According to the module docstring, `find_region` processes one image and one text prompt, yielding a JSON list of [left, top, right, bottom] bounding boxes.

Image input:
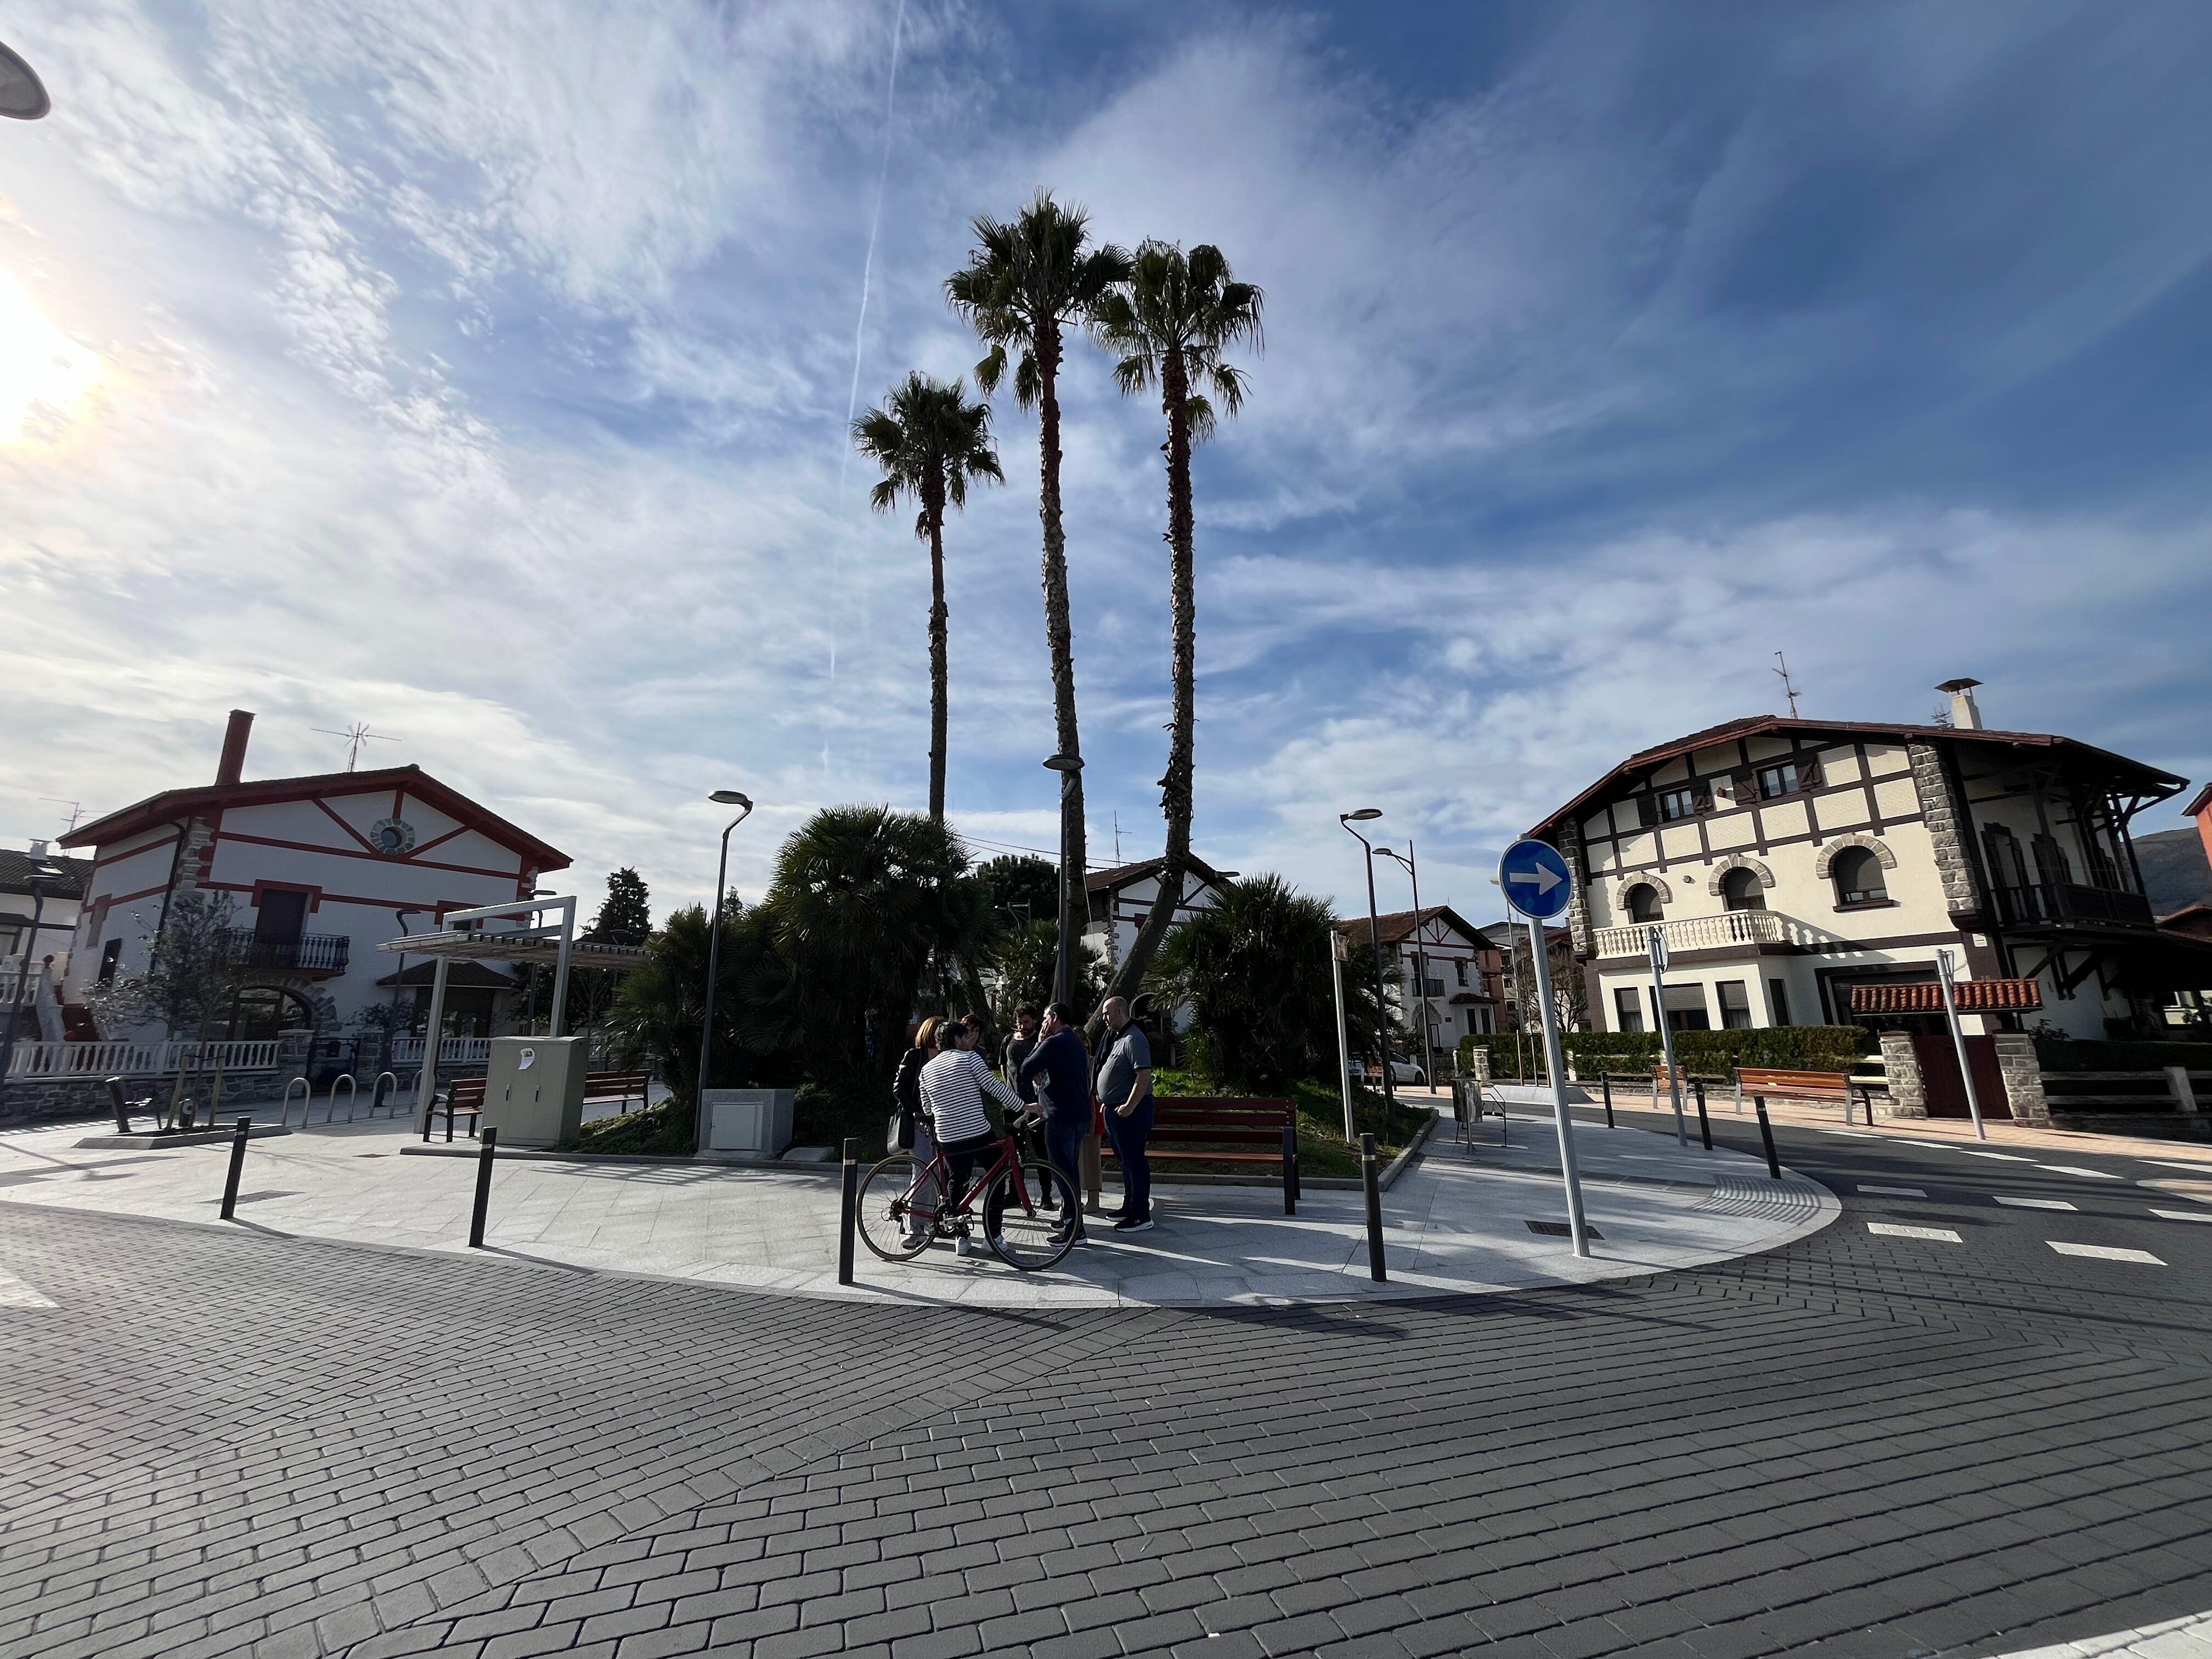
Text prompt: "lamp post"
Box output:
[[1339, 810, 1397, 1115], [1375, 842, 1436, 1096], [692, 790, 755, 1155], [0, 863, 64, 1093], [1044, 754, 1084, 1009], [0, 41, 51, 120]]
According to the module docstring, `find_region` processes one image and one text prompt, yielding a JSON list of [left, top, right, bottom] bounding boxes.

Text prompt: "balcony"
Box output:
[[223, 929, 352, 975], [1593, 909, 1790, 960], [1990, 882, 2154, 932]]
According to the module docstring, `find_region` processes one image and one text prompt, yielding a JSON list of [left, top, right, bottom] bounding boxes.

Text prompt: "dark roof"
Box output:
[[2187, 783, 2212, 820], [60, 763, 572, 873], [1336, 905, 1488, 949], [1085, 854, 1232, 894], [1529, 714, 2188, 838], [0, 849, 92, 901], [373, 962, 524, 990]]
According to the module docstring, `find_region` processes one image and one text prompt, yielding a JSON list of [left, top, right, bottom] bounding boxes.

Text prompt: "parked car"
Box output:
[[1350, 1054, 1428, 1086]]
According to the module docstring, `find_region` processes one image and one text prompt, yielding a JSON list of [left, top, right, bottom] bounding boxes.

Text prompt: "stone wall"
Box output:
[[1908, 742, 1980, 915], [1877, 1031, 1928, 1118], [1993, 1034, 2049, 1125]]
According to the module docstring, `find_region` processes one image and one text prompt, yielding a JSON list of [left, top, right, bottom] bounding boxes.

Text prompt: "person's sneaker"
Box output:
[[953, 1234, 977, 1257], [1112, 1216, 1153, 1233], [1047, 1223, 1084, 1245]]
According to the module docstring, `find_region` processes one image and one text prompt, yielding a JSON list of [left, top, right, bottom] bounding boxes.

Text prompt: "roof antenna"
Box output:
[[314, 723, 400, 772], [1114, 810, 1121, 863], [1773, 652, 1801, 719], [40, 798, 83, 834]]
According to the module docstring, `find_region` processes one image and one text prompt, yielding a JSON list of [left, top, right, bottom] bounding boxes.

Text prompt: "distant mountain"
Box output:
[[2139, 827, 2212, 917]]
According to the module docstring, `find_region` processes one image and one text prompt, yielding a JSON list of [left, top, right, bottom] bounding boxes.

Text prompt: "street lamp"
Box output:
[[1375, 842, 1436, 1096], [1043, 754, 1084, 1008], [693, 789, 755, 1155], [1339, 810, 1397, 1115], [0, 862, 65, 1093], [0, 41, 50, 121]]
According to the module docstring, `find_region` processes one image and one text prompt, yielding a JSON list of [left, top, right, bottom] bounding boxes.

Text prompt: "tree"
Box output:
[[945, 193, 1128, 962], [589, 868, 651, 944], [1090, 241, 1262, 1002], [84, 890, 249, 1043], [977, 854, 1059, 928], [606, 900, 788, 1125], [851, 373, 1004, 821], [1148, 874, 1384, 1093]]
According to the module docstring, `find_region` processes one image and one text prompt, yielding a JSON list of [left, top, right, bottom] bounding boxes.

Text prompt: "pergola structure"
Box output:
[[376, 896, 647, 1103]]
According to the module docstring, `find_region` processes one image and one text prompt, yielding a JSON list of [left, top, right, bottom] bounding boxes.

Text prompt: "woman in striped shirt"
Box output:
[[919, 1019, 1029, 1256]]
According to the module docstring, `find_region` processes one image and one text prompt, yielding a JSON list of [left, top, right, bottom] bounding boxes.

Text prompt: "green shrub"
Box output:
[[1459, 1025, 1874, 1080], [572, 1099, 693, 1156]]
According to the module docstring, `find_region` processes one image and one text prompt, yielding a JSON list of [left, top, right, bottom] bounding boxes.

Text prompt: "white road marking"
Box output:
[[1993, 1196, 2075, 1211], [1819, 1130, 1880, 1138], [1857, 1184, 1927, 1197], [1956, 1150, 2033, 1161], [0, 1269, 57, 1308], [2142, 1160, 2212, 1174], [1894, 1139, 1955, 1148], [2151, 1209, 2212, 1223], [2036, 1165, 2121, 1180], [1869, 1222, 1961, 1242], [2048, 1241, 2164, 1265]]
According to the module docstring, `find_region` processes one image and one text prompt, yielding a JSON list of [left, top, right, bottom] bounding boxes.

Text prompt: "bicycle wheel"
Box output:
[[856, 1154, 940, 1262], [985, 1160, 1077, 1271]]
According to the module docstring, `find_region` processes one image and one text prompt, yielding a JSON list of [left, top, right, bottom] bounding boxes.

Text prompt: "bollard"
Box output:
[[218, 1115, 251, 1220], [1361, 1132, 1386, 1283], [1753, 1098, 1780, 1180], [1601, 1072, 1615, 1129], [1694, 1079, 1712, 1151], [1282, 1122, 1297, 1216], [107, 1076, 134, 1135], [468, 1127, 498, 1248], [837, 1137, 859, 1286]]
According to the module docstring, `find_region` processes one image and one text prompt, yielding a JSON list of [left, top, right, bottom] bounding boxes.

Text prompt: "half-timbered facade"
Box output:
[[1527, 683, 2205, 1040], [1085, 855, 1231, 975], [1338, 906, 1502, 1048]]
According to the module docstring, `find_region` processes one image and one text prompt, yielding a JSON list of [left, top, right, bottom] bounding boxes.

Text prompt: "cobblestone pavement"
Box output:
[[3, 1113, 2209, 1659]]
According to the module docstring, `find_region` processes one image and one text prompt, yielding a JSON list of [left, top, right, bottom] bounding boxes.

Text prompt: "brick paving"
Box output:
[[3, 1115, 2210, 1659]]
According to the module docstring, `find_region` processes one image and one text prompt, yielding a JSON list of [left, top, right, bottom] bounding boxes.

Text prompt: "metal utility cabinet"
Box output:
[[482, 1036, 587, 1148]]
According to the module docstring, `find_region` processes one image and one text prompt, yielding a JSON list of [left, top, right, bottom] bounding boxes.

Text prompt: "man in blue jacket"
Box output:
[[1018, 1001, 1092, 1244]]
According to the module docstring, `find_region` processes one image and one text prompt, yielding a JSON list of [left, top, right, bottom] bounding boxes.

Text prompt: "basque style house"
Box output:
[[1339, 906, 1502, 1049], [57, 710, 571, 1051], [1527, 681, 2211, 1041], [1, 842, 92, 1043], [1085, 855, 1230, 977]]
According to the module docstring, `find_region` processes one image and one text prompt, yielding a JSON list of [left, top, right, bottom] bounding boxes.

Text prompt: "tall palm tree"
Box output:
[[851, 372, 1003, 822], [1090, 240, 1262, 1000], [945, 193, 1128, 988]]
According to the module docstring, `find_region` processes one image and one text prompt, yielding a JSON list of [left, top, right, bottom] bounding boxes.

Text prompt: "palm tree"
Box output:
[[945, 193, 1128, 980], [851, 373, 1003, 822], [1090, 240, 1262, 1000]]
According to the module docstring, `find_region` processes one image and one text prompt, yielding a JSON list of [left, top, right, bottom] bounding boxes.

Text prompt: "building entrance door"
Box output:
[[1911, 1033, 2011, 1120]]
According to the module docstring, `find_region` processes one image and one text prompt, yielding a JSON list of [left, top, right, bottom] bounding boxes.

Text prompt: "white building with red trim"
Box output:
[[58, 710, 571, 1046]]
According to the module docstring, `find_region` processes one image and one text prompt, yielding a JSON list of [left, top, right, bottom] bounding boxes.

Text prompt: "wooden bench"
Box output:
[[585, 1070, 652, 1115], [1735, 1066, 1880, 1125], [424, 1076, 484, 1142], [1101, 1097, 1301, 1215]]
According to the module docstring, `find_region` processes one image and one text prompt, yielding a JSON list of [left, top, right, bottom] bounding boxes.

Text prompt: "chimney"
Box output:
[[216, 709, 255, 785], [1936, 678, 1985, 731], [27, 839, 47, 858]]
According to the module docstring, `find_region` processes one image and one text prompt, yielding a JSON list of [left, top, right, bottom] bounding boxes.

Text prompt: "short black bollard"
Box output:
[[218, 1115, 251, 1220], [1601, 1071, 1615, 1129], [108, 1076, 134, 1135], [1282, 1122, 1297, 1216], [1694, 1079, 1712, 1151], [1360, 1132, 1386, 1283], [837, 1137, 859, 1286], [467, 1127, 498, 1248], [1753, 1098, 1781, 1179]]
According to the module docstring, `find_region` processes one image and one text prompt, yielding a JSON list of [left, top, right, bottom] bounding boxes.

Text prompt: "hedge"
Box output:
[[1459, 1025, 1875, 1080], [2035, 1037, 2212, 1074]]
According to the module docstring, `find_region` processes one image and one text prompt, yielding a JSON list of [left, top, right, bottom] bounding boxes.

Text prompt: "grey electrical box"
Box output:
[[703, 1088, 795, 1156], [482, 1036, 587, 1148]]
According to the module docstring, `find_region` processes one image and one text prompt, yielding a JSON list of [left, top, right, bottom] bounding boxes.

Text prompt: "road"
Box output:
[[2, 1109, 2209, 1659]]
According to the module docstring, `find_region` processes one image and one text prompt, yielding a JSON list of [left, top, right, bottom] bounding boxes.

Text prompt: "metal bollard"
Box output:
[[1753, 1099, 1780, 1179], [1361, 1132, 1386, 1283], [1694, 1079, 1712, 1151], [468, 1127, 498, 1248], [1282, 1123, 1297, 1216], [107, 1076, 134, 1135], [837, 1138, 859, 1286], [218, 1116, 251, 1220], [1601, 1071, 1615, 1128]]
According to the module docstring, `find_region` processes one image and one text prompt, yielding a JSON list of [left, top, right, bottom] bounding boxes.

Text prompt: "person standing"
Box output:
[[1002, 1003, 1041, 1101], [1094, 996, 1155, 1233], [920, 1018, 1028, 1257], [1018, 1001, 1092, 1245]]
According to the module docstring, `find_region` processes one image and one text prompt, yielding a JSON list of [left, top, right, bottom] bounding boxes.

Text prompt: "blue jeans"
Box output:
[[1041, 1118, 1086, 1229], [1104, 1097, 1154, 1221]]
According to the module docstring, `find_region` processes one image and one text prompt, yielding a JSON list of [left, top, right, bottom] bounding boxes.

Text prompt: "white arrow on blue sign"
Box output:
[[1498, 838, 1574, 921]]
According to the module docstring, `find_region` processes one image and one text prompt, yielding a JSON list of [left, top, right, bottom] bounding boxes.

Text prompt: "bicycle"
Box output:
[[855, 1121, 1077, 1271]]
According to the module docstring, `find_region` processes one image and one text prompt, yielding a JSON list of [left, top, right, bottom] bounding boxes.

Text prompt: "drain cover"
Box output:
[[1525, 1219, 1602, 1239]]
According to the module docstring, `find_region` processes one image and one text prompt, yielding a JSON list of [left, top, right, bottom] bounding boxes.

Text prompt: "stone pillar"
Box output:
[[1878, 1031, 1927, 1119], [1994, 1034, 2049, 1126], [1908, 743, 1980, 915]]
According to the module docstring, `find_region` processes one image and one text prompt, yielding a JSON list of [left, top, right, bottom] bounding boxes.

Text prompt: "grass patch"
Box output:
[[570, 1099, 693, 1156]]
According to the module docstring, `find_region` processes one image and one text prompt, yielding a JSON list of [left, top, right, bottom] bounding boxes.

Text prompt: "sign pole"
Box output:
[[1499, 837, 1590, 1260], [1331, 932, 1356, 1143], [1647, 926, 1688, 1147], [1936, 949, 1988, 1142]]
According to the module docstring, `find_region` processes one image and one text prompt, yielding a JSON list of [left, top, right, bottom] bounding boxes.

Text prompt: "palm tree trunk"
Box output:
[[1109, 347, 1196, 1002], [1035, 324, 1089, 984], [926, 482, 950, 823]]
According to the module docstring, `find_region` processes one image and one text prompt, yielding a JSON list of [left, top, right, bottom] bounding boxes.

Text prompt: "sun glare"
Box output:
[[0, 265, 101, 443]]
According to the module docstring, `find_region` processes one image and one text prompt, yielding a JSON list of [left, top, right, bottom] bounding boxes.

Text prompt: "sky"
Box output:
[[3, 1, 2210, 935]]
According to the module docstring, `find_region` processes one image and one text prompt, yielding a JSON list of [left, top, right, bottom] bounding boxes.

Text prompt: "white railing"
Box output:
[[1592, 910, 1789, 958], [5, 1039, 284, 1079], [388, 1036, 494, 1067]]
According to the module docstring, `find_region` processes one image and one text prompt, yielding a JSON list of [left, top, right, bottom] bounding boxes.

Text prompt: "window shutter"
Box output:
[[1636, 793, 1659, 828], [1798, 757, 1822, 789]]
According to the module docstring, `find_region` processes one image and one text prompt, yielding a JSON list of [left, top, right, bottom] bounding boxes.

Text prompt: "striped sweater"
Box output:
[[918, 1049, 1024, 1145]]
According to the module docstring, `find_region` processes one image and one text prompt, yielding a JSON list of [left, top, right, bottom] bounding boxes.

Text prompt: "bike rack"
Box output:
[[369, 1071, 399, 1119], [331, 1074, 359, 1124], [279, 1076, 311, 1130]]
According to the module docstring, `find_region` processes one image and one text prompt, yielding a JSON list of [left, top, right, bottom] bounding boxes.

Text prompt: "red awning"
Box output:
[[1848, 978, 2043, 1014]]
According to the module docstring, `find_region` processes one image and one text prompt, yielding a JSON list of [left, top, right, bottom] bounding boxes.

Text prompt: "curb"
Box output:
[[75, 1125, 292, 1150]]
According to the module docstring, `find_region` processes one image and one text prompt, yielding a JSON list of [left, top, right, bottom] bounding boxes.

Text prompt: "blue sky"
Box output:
[[3, 2, 2209, 930]]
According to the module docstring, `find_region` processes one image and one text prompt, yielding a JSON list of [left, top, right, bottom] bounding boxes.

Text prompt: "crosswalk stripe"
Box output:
[[0, 1269, 57, 1309], [1993, 1196, 2075, 1210], [2150, 1209, 2212, 1223], [1857, 1184, 1926, 1197], [2049, 1241, 2163, 1265], [1869, 1222, 1961, 1243], [2036, 1165, 2121, 1180], [1956, 1150, 2032, 1161]]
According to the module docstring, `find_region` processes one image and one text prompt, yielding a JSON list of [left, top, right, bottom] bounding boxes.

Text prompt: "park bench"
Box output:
[[585, 1070, 653, 1115], [424, 1076, 485, 1142], [1735, 1066, 1880, 1125], [1102, 1096, 1301, 1215]]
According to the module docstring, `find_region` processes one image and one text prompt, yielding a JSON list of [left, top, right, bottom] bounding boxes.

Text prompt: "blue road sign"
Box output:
[[1498, 838, 1574, 921]]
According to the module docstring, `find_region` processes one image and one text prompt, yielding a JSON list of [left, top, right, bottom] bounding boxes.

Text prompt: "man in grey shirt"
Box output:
[[1093, 996, 1155, 1232]]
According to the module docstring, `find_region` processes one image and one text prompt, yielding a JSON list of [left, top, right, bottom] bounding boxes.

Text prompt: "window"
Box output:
[[1832, 846, 1889, 906], [1717, 980, 1753, 1030], [1614, 986, 1645, 1034], [1658, 787, 1699, 821], [1768, 978, 1792, 1026], [1757, 761, 1800, 799], [0, 925, 20, 958], [1721, 868, 1767, 912], [1626, 884, 1663, 923], [1663, 984, 1711, 1031], [1424, 977, 1444, 997], [98, 938, 123, 985], [1454, 959, 1468, 989]]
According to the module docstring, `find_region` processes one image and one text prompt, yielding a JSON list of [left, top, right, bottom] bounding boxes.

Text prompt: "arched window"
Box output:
[[1721, 868, 1767, 912], [1833, 847, 1889, 906], [1626, 883, 1663, 923]]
